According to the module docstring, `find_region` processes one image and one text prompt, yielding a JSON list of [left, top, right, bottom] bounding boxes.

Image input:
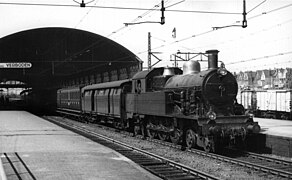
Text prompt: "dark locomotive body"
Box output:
[[57, 50, 260, 153]]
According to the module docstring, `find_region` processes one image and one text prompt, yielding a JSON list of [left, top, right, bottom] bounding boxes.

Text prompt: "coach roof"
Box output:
[[82, 79, 131, 92], [132, 67, 182, 80]]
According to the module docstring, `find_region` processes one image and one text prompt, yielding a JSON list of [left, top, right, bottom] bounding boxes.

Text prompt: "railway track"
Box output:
[[141, 133, 292, 179], [45, 116, 220, 180], [1, 152, 36, 180], [51, 111, 292, 179], [221, 148, 292, 178]]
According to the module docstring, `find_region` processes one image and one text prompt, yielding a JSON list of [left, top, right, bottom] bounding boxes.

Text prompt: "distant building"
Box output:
[[235, 68, 292, 90], [261, 70, 273, 89], [236, 71, 255, 90], [254, 70, 263, 89], [274, 68, 287, 88]]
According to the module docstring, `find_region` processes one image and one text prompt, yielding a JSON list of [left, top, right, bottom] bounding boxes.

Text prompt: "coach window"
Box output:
[[99, 89, 104, 95], [105, 89, 110, 95], [94, 90, 99, 96], [116, 89, 120, 94], [135, 80, 141, 93]]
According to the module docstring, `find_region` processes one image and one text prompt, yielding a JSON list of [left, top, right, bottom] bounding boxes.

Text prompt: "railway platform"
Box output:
[[0, 111, 161, 180], [251, 117, 292, 158], [256, 117, 292, 138]]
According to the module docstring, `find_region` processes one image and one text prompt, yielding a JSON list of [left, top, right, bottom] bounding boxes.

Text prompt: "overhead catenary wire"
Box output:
[[226, 51, 292, 66], [247, 0, 267, 14], [107, 0, 167, 38], [137, 2, 292, 55], [165, 0, 185, 9], [7, 0, 168, 76], [191, 18, 292, 51], [1, 0, 271, 54], [248, 3, 292, 20], [1, 0, 291, 72], [74, 0, 99, 28], [231, 59, 292, 72], [176, 3, 292, 44], [0, 1, 240, 14]]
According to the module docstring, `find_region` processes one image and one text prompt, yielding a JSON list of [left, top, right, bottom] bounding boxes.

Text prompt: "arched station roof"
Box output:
[[0, 27, 142, 89]]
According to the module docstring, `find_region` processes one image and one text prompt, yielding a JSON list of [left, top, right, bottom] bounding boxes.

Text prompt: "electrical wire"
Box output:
[[107, 0, 164, 38], [2, 1, 291, 71], [191, 18, 292, 51], [231, 59, 292, 72], [247, 0, 267, 14], [0, 2, 240, 14], [248, 3, 292, 20], [139, 2, 292, 54], [151, 36, 166, 42], [74, 0, 99, 28], [165, 0, 185, 8], [226, 51, 292, 66]]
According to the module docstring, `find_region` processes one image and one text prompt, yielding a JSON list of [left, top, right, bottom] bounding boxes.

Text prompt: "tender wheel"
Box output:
[[133, 125, 140, 136], [204, 140, 213, 153], [170, 128, 181, 144], [147, 129, 156, 139], [203, 138, 222, 153], [78, 115, 83, 122], [158, 132, 168, 141], [203, 138, 215, 153], [186, 129, 196, 149], [141, 125, 147, 139], [113, 121, 118, 129]]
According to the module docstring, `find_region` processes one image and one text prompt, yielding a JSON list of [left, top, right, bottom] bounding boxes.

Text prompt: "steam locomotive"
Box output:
[[57, 50, 260, 153]]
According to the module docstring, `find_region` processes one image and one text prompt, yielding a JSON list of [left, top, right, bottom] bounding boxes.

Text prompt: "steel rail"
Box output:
[[3, 152, 36, 180]]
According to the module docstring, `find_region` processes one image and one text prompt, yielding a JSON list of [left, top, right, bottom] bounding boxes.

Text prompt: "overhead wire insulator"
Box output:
[[73, 0, 95, 8], [80, 0, 85, 7], [242, 0, 247, 28], [124, 0, 166, 26], [161, 0, 165, 25]]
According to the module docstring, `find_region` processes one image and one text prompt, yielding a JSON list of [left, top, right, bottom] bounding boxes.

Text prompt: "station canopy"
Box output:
[[0, 27, 142, 89]]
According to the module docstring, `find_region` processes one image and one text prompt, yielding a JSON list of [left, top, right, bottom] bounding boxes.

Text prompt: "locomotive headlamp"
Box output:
[[207, 111, 217, 120], [245, 111, 254, 119], [248, 113, 254, 118], [217, 62, 227, 76]]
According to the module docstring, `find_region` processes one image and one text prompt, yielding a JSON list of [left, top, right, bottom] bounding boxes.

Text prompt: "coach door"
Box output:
[[107, 89, 111, 114], [109, 88, 115, 115], [91, 90, 95, 111], [84, 90, 91, 112]]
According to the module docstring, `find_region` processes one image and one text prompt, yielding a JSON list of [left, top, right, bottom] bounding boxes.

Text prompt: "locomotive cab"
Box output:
[[131, 67, 183, 94]]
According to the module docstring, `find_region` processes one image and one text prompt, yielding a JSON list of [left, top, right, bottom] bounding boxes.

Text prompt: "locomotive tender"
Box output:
[[57, 50, 260, 153]]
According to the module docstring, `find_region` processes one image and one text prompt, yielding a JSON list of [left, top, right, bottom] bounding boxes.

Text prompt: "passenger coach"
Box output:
[[81, 79, 132, 128]]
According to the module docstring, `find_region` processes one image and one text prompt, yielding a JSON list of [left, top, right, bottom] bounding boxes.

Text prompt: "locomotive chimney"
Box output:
[[206, 50, 219, 70]]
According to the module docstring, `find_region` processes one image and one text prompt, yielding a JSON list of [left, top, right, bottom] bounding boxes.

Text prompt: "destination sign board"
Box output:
[[0, 62, 32, 68]]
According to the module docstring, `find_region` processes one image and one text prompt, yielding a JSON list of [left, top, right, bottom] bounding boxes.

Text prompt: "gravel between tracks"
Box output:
[[51, 116, 288, 180]]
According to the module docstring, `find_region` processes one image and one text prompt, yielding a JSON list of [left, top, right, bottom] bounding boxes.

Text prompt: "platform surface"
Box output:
[[255, 117, 292, 138], [0, 111, 161, 180]]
